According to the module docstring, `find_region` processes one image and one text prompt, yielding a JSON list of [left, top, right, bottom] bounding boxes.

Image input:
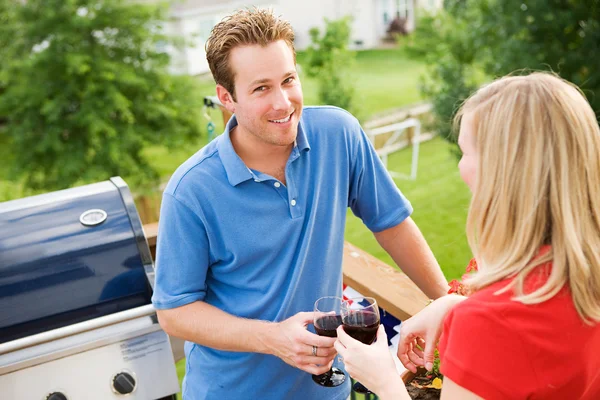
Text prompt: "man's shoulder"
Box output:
[[300, 106, 363, 147], [163, 140, 222, 197], [301, 106, 360, 128]]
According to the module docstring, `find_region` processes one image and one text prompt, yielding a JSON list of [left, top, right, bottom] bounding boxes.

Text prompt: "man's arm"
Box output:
[[374, 217, 448, 299], [156, 301, 337, 375]]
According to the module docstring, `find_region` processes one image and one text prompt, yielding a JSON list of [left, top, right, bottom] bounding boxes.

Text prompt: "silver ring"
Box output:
[[312, 345, 317, 357]]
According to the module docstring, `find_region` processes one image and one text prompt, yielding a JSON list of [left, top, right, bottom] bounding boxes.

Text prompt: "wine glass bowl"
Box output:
[[312, 296, 346, 387]]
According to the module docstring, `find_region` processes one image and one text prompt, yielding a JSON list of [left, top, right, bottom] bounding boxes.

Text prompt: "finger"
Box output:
[[423, 342, 436, 372], [307, 344, 337, 358], [398, 349, 418, 373], [301, 362, 334, 375], [412, 342, 424, 359], [335, 325, 355, 348], [412, 347, 425, 360], [298, 354, 337, 366], [294, 311, 315, 324], [376, 325, 387, 343], [407, 345, 425, 367], [397, 330, 416, 356], [298, 328, 337, 348], [333, 339, 347, 356], [306, 334, 337, 349]]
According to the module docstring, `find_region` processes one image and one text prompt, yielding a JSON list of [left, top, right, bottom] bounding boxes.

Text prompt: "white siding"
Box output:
[[274, 0, 380, 50], [165, 0, 443, 75], [348, 0, 379, 49], [273, 0, 332, 50]]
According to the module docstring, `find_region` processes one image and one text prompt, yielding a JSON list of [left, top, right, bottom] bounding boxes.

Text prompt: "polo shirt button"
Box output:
[[274, 182, 281, 188], [291, 199, 297, 206]]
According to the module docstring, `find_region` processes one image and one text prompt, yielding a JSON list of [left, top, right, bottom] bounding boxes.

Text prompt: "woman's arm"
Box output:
[[441, 377, 483, 400]]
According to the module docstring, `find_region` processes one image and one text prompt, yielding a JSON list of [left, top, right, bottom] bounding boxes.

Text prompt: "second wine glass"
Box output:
[[312, 296, 346, 387], [341, 296, 381, 394]]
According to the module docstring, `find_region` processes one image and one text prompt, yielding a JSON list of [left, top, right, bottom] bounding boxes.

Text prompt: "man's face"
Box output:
[[218, 40, 303, 148]]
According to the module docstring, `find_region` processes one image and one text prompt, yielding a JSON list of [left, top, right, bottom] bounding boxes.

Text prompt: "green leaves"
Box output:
[[409, 0, 600, 158], [304, 17, 356, 113], [0, 0, 204, 193]]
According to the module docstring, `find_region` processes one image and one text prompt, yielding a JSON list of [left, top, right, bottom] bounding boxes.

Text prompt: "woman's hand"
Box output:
[[335, 325, 408, 399], [397, 294, 466, 372]]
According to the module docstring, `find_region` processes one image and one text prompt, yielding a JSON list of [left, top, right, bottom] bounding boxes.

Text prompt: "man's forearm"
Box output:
[[156, 301, 277, 354], [374, 217, 448, 299]]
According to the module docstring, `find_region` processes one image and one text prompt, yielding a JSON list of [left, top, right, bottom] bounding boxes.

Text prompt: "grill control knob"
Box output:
[[46, 393, 68, 400], [112, 371, 137, 395]]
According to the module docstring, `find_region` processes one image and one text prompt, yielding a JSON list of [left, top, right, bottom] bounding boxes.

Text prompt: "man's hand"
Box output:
[[266, 312, 337, 375], [397, 295, 466, 372]]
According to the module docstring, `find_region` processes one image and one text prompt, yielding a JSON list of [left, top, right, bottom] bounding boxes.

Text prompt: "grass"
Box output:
[[296, 47, 425, 119], [350, 48, 426, 116], [176, 359, 185, 400], [344, 136, 472, 281]]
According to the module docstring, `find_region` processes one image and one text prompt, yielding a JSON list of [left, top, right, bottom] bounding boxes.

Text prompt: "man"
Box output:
[[152, 8, 448, 400]]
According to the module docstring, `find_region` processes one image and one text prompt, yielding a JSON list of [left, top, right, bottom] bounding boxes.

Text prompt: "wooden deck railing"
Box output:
[[143, 222, 430, 322]]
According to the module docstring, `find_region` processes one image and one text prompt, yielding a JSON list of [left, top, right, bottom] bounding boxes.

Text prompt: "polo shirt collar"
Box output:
[[296, 118, 311, 153], [217, 114, 311, 187]]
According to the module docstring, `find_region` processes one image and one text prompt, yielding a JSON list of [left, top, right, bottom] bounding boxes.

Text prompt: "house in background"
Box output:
[[167, 0, 443, 76]]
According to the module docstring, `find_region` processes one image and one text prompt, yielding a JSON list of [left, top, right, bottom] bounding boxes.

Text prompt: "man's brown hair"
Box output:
[[205, 8, 296, 101]]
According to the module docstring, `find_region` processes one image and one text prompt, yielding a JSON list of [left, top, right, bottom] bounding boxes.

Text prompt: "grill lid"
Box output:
[[0, 177, 154, 344]]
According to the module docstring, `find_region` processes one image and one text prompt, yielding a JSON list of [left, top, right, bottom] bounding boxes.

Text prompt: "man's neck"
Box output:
[[230, 126, 294, 182]]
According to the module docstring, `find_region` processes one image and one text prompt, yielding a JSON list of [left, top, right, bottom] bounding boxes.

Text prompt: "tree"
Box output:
[[408, 0, 600, 155], [477, 0, 600, 109], [405, 4, 483, 154], [0, 0, 204, 192], [304, 17, 357, 116]]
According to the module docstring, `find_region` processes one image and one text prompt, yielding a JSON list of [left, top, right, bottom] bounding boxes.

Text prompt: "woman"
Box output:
[[334, 72, 600, 399]]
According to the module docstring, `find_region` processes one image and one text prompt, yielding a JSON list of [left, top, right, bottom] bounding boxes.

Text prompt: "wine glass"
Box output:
[[341, 296, 381, 394], [312, 296, 346, 387]]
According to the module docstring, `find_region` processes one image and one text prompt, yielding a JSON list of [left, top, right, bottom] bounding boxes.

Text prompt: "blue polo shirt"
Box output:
[[152, 106, 412, 400]]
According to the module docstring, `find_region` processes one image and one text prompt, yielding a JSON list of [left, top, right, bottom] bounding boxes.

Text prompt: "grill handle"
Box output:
[[0, 304, 156, 355]]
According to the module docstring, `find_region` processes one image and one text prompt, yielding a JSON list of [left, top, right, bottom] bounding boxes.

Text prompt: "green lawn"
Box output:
[[296, 47, 425, 119], [344, 136, 471, 281], [176, 359, 185, 400]]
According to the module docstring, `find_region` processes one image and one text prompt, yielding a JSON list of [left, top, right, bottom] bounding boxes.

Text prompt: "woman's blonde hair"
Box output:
[[456, 72, 600, 323]]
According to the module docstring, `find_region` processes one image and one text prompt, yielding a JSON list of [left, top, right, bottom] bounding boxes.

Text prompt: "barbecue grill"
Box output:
[[0, 177, 179, 400]]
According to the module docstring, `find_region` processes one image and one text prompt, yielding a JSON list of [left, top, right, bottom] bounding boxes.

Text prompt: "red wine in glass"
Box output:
[[342, 297, 380, 394], [342, 310, 379, 344], [312, 296, 346, 387], [314, 314, 343, 337]]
